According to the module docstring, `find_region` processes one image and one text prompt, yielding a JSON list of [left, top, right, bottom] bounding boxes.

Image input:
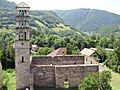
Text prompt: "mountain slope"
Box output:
[[0, 0, 83, 37], [98, 24, 120, 35], [0, 0, 16, 11], [54, 9, 120, 32]]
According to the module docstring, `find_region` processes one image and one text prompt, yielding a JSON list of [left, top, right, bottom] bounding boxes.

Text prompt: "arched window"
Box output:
[[22, 10, 24, 16], [21, 56, 24, 63]]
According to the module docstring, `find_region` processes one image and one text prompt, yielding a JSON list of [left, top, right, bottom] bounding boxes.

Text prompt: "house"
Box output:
[[80, 48, 97, 57], [47, 48, 66, 57], [31, 45, 39, 52]]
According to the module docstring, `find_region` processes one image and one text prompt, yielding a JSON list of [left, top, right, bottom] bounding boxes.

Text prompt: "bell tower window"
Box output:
[[22, 10, 24, 16], [22, 23, 23, 27]]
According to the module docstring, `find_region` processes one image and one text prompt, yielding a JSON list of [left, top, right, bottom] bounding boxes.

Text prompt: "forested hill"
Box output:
[[0, 0, 16, 11], [54, 9, 120, 33], [0, 0, 83, 37]]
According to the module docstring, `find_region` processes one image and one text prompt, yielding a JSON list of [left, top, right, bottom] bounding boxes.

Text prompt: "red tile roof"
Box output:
[[47, 48, 66, 57]]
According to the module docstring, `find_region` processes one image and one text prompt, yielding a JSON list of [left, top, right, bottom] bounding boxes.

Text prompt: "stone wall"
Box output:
[[85, 56, 98, 64], [55, 65, 99, 88], [0, 63, 2, 90], [31, 65, 55, 87], [31, 55, 99, 89], [31, 64, 99, 88], [32, 55, 84, 65], [15, 49, 30, 90]]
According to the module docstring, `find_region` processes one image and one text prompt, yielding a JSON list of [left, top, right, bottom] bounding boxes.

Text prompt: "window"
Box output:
[[22, 10, 24, 16], [74, 62, 76, 64], [21, 56, 24, 63], [19, 32, 25, 40], [21, 23, 23, 27]]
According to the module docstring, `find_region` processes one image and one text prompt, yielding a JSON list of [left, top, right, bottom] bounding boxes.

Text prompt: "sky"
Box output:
[[8, 0, 120, 15]]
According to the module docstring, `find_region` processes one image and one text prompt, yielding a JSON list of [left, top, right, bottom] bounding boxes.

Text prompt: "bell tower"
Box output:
[[15, 2, 30, 90]]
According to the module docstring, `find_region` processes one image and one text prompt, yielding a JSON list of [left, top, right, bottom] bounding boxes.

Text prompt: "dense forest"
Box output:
[[0, 0, 120, 90]]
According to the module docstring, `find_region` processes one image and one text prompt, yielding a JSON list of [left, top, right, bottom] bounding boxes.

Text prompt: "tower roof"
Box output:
[[16, 2, 30, 8]]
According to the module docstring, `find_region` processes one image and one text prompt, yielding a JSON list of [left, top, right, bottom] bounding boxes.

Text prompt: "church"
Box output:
[[15, 2, 99, 90]]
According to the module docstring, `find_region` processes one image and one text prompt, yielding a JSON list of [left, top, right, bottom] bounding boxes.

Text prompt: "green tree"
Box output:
[[78, 73, 99, 90], [36, 47, 53, 55], [78, 71, 112, 90], [99, 71, 112, 90]]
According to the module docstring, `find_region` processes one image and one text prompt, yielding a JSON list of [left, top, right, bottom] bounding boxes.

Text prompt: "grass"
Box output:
[[111, 71, 120, 90], [35, 20, 45, 27], [2, 69, 16, 90]]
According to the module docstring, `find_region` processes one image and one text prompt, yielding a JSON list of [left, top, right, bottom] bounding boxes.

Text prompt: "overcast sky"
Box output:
[[8, 0, 120, 15]]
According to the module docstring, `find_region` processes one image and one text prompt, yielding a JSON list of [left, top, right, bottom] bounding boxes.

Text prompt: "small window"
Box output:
[[24, 32, 26, 40], [21, 42, 24, 45], [21, 56, 24, 63], [21, 23, 23, 27], [74, 62, 76, 64]]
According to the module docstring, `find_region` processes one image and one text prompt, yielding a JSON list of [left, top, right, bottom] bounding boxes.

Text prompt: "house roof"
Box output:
[[90, 48, 98, 51], [16, 2, 30, 8], [105, 48, 114, 51], [32, 45, 38, 48], [80, 48, 96, 56], [47, 48, 66, 57]]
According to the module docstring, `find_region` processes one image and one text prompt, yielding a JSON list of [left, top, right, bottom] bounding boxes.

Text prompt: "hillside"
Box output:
[[0, 0, 16, 11], [54, 9, 120, 33], [98, 24, 120, 35], [0, 0, 83, 37]]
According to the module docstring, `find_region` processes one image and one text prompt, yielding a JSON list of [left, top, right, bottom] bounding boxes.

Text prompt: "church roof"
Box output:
[[16, 2, 30, 8], [47, 48, 66, 57]]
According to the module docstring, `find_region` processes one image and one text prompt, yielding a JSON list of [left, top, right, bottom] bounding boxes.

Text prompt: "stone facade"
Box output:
[[0, 63, 2, 90], [15, 2, 30, 90], [30, 55, 99, 89]]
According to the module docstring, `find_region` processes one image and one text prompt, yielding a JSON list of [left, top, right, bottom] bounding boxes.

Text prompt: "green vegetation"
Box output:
[[111, 71, 120, 90], [0, 0, 120, 90], [78, 70, 112, 90], [2, 69, 16, 90], [55, 9, 120, 33]]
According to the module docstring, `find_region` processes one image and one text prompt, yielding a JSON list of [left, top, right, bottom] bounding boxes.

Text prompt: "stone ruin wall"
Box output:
[[31, 55, 84, 66], [31, 64, 98, 88], [31, 65, 55, 87], [0, 63, 2, 90], [55, 65, 99, 88], [31, 55, 99, 88]]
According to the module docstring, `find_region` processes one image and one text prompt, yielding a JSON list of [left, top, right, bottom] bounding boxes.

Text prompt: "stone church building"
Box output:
[[15, 2, 99, 90]]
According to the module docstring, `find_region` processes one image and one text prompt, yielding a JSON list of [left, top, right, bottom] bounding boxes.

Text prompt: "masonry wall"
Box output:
[[15, 49, 30, 90], [0, 63, 2, 90], [55, 65, 99, 88], [31, 55, 84, 65], [31, 65, 55, 87], [85, 56, 98, 64], [31, 64, 99, 88]]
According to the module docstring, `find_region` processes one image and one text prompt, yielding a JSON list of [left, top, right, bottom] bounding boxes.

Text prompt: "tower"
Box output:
[[15, 2, 30, 90]]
